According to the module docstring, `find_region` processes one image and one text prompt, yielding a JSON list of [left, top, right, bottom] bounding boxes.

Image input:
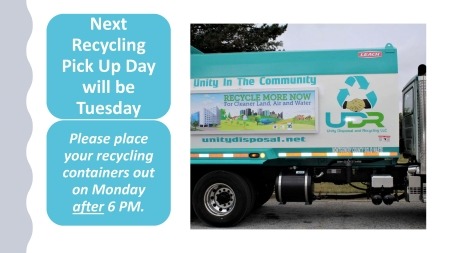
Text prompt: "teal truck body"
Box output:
[[190, 44, 426, 227]]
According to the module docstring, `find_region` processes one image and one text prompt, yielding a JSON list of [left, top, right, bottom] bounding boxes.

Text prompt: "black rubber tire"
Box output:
[[243, 176, 257, 214], [254, 181, 275, 209], [192, 170, 253, 227]]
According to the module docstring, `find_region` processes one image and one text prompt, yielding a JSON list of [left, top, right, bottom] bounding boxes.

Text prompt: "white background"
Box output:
[[26, 0, 447, 252]]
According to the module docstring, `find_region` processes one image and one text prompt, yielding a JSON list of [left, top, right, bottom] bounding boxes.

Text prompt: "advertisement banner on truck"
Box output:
[[191, 73, 399, 152], [191, 89, 318, 134]]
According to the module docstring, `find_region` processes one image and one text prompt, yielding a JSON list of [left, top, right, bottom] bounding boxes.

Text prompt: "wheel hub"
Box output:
[[204, 183, 236, 216], [216, 191, 231, 205]]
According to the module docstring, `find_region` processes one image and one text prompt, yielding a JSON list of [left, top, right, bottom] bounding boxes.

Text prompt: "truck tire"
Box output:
[[192, 170, 253, 227], [254, 181, 275, 208]]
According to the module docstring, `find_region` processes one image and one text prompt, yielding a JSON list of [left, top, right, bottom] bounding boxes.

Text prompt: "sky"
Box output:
[[277, 24, 426, 99]]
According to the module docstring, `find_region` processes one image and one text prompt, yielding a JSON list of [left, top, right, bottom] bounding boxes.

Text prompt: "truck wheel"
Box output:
[[192, 171, 253, 227], [254, 181, 275, 208]]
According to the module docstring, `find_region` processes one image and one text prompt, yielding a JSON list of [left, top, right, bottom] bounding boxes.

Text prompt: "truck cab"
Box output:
[[401, 64, 426, 203]]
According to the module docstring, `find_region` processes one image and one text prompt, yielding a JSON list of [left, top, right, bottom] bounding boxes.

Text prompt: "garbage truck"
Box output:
[[190, 43, 426, 227]]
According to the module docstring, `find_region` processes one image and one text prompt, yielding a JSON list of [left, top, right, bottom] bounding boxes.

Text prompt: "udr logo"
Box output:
[[326, 75, 384, 128]]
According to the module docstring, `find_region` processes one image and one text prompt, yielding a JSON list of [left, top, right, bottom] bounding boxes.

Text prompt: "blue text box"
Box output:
[[47, 120, 170, 225], [47, 14, 170, 119]]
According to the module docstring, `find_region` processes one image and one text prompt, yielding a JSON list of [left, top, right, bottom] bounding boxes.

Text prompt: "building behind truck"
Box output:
[[190, 43, 426, 227]]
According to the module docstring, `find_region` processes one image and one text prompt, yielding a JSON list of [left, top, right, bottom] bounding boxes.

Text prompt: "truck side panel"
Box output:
[[191, 44, 399, 164]]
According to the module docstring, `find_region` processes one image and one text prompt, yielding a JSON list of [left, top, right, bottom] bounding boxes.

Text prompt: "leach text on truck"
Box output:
[[190, 43, 426, 227]]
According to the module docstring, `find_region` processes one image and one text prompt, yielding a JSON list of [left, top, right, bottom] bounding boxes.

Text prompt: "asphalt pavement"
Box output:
[[191, 196, 426, 229]]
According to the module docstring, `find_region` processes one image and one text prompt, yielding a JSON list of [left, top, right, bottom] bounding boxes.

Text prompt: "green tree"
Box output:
[[255, 115, 261, 125], [220, 108, 227, 120], [191, 24, 288, 53], [192, 120, 199, 131]]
